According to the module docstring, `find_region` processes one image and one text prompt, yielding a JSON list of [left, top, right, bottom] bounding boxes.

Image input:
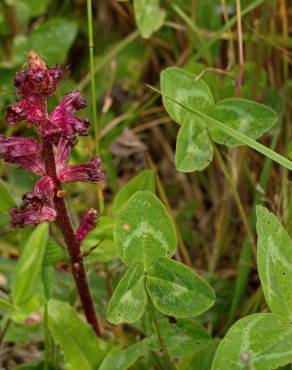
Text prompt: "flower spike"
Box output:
[[2, 51, 103, 336]]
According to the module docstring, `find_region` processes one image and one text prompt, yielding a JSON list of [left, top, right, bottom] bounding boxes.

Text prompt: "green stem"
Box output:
[[86, 0, 99, 155], [146, 289, 177, 370], [0, 318, 11, 346]]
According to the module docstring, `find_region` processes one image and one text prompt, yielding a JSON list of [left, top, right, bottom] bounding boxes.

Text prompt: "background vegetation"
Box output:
[[0, 0, 291, 369]]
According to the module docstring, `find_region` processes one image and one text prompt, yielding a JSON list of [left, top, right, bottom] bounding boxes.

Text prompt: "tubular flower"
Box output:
[[0, 135, 42, 160], [76, 209, 98, 243], [22, 176, 55, 207], [6, 96, 44, 126], [12, 156, 45, 176], [10, 176, 56, 228], [58, 156, 106, 184], [0, 135, 45, 175], [1, 52, 106, 230], [54, 137, 74, 173], [10, 206, 57, 228], [49, 91, 89, 138]]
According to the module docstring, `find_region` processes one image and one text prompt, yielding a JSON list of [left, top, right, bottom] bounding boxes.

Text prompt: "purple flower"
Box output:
[[22, 176, 55, 206], [10, 176, 56, 228], [0, 135, 45, 175], [54, 137, 74, 172], [58, 156, 106, 183], [53, 138, 106, 184], [76, 208, 98, 243], [6, 96, 44, 126], [12, 156, 45, 176], [50, 91, 89, 138], [10, 205, 56, 228], [0, 135, 42, 160]]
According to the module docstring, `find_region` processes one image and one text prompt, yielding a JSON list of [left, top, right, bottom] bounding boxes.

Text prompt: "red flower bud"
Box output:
[[15, 52, 63, 98], [58, 157, 106, 184], [76, 208, 98, 243]]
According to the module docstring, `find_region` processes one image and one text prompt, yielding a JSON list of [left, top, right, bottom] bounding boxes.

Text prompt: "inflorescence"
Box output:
[[0, 52, 105, 237]]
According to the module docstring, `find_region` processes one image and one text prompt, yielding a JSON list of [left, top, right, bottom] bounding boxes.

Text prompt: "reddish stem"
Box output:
[[42, 138, 101, 336]]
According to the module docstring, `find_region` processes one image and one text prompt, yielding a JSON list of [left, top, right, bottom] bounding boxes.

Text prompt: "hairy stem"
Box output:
[[42, 138, 101, 336]]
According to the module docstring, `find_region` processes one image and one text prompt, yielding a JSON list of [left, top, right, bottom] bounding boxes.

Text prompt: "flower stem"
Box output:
[[42, 138, 101, 336]]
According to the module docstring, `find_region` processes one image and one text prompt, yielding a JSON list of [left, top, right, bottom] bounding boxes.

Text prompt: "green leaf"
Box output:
[[107, 262, 146, 324], [48, 299, 108, 370], [112, 170, 155, 215], [99, 339, 151, 370], [178, 339, 219, 370], [209, 98, 277, 146], [87, 239, 116, 263], [0, 298, 14, 310], [146, 257, 215, 317], [158, 72, 291, 171], [161, 67, 214, 126], [212, 313, 292, 370], [15, 0, 51, 28], [256, 206, 292, 321], [0, 179, 16, 213], [82, 216, 114, 247], [133, 0, 165, 38], [12, 223, 48, 306], [114, 191, 177, 269], [5, 320, 41, 344], [14, 19, 77, 65], [44, 238, 65, 266], [157, 319, 211, 358], [175, 120, 213, 172], [82, 217, 116, 262], [42, 265, 54, 300]]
